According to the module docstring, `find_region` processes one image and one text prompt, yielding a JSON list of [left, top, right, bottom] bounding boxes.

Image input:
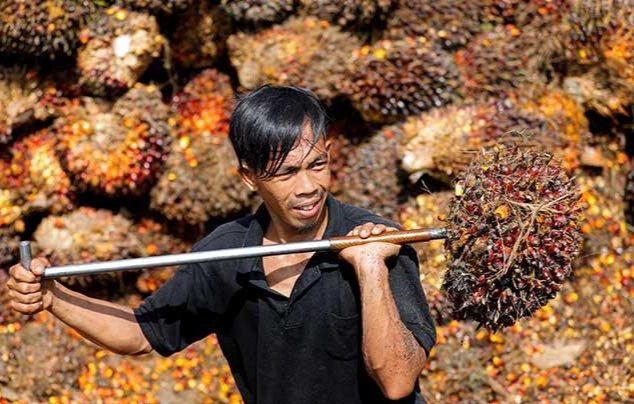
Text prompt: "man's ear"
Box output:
[[239, 166, 257, 192], [325, 139, 332, 161]]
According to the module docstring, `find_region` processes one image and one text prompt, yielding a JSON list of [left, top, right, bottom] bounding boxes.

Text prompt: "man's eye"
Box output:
[[312, 161, 327, 169]]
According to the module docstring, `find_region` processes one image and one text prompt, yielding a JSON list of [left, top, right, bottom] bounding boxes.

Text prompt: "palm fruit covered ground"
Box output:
[[2, 0, 634, 402]]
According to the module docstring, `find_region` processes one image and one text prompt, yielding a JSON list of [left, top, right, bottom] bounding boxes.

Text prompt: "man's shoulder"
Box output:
[[191, 215, 253, 252], [336, 199, 402, 231]]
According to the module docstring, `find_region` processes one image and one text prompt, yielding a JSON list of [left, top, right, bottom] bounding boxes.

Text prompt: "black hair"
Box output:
[[228, 84, 329, 179]]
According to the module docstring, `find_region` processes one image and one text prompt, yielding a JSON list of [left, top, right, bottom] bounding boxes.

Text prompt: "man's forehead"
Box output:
[[281, 136, 328, 166]]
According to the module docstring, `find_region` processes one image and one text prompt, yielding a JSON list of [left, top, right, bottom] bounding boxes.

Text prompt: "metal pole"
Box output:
[[17, 227, 448, 280]]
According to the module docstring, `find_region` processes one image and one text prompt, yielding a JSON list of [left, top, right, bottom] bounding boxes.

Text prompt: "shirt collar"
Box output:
[[236, 194, 344, 279]]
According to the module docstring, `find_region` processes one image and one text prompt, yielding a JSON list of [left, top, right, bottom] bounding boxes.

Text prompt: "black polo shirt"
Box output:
[[134, 195, 436, 403]]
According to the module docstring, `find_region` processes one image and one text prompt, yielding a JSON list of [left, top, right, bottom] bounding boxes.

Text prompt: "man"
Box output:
[[6, 85, 436, 403]]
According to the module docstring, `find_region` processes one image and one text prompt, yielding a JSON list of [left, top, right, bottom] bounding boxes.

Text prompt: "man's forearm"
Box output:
[[49, 281, 152, 356], [355, 257, 427, 400]]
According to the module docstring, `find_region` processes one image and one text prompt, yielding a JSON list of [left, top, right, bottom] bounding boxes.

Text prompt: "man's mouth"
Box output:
[[292, 197, 323, 219], [295, 200, 319, 211]]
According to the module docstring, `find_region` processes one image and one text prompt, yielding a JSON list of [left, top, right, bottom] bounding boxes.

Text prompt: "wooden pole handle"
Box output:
[[329, 228, 447, 251]]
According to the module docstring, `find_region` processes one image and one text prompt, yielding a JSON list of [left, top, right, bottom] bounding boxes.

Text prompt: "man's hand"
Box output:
[[339, 222, 401, 272], [6, 257, 55, 315]]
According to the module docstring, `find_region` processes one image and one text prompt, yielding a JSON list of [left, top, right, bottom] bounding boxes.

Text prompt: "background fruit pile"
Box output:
[[1, 0, 634, 402]]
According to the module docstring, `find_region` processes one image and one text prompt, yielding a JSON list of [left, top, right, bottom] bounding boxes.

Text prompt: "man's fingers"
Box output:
[[370, 224, 386, 235], [9, 290, 43, 305], [10, 300, 43, 315], [7, 280, 41, 294], [29, 257, 50, 277], [8, 265, 37, 283]]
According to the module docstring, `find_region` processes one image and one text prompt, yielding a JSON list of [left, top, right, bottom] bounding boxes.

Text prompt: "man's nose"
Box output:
[[294, 170, 319, 196]]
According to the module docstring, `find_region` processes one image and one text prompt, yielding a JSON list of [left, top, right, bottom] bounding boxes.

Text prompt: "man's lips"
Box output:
[[294, 199, 320, 210], [292, 197, 323, 218]]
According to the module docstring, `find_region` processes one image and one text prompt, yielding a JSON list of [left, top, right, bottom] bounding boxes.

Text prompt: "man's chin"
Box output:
[[294, 221, 319, 234]]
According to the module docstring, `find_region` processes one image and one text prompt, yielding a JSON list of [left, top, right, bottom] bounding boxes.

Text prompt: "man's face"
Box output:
[[242, 125, 331, 235]]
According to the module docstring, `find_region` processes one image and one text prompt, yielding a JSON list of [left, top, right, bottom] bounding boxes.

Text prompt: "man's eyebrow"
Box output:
[[278, 152, 328, 172]]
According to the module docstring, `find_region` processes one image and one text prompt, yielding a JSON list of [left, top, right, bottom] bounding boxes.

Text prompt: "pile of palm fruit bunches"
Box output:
[[1, 0, 634, 400]]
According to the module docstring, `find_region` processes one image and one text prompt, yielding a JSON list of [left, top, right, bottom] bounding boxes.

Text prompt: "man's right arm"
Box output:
[[5, 257, 153, 356]]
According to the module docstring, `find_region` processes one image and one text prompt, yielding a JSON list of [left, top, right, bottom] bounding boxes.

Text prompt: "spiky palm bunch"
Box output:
[[443, 144, 583, 331], [55, 84, 171, 196], [227, 17, 360, 103], [77, 7, 164, 97], [151, 70, 252, 224], [300, 0, 394, 28], [342, 37, 462, 123]]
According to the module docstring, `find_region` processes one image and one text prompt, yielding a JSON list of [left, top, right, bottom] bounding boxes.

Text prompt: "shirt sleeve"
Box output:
[[133, 263, 220, 357], [389, 244, 437, 356]]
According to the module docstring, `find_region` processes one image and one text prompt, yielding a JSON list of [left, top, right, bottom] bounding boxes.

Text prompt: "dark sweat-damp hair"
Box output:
[[228, 84, 329, 179]]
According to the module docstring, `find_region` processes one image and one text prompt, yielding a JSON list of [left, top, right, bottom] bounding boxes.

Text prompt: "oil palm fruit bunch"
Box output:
[[386, 0, 485, 50], [456, 25, 548, 98], [77, 7, 164, 98], [0, 160, 24, 267], [400, 191, 453, 324], [55, 84, 171, 197], [0, 0, 99, 59], [227, 17, 360, 103], [0, 66, 70, 144], [222, 0, 296, 27], [133, 218, 189, 294], [342, 37, 462, 124], [548, 0, 632, 72], [600, 22, 634, 96], [10, 129, 75, 216], [399, 98, 572, 183], [33, 207, 185, 289], [510, 86, 589, 172], [581, 167, 628, 259], [563, 71, 631, 117], [336, 126, 403, 220], [442, 143, 584, 331], [169, 1, 232, 70], [151, 70, 252, 224], [115, 0, 195, 15], [299, 0, 394, 29]]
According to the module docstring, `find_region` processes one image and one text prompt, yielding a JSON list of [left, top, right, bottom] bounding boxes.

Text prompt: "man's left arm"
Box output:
[[340, 222, 436, 400]]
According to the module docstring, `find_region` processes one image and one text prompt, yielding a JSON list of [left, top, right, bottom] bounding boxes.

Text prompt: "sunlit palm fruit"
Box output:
[[386, 0, 485, 50], [399, 191, 453, 324], [222, 0, 296, 27], [299, 0, 394, 29], [227, 17, 361, 103], [151, 70, 252, 224], [77, 7, 164, 98], [510, 86, 589, 172], [443, 144, 584, 331], [399, 98, 572, 184], [56, 84, 171, 197], [563, 71, 631, 116], [601, 23, 634, 97], [326, 120, 369, 197], [0, 0, 98, 59], [342, 37, 462, 124], [336, 126, 403, 220], [0, 66, 70, 144], [169, 1, 232, 70], [115, 0, 194, 15], [456, 25, 548, 98], [134, 218, 189, 294], [550, 0, 633, 71], [579, 166, 629, 260], [34, 207, 185, 289], [0, 159, 23, 267], [10, 129, 75, 216], [0, 130, 74, 261]]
